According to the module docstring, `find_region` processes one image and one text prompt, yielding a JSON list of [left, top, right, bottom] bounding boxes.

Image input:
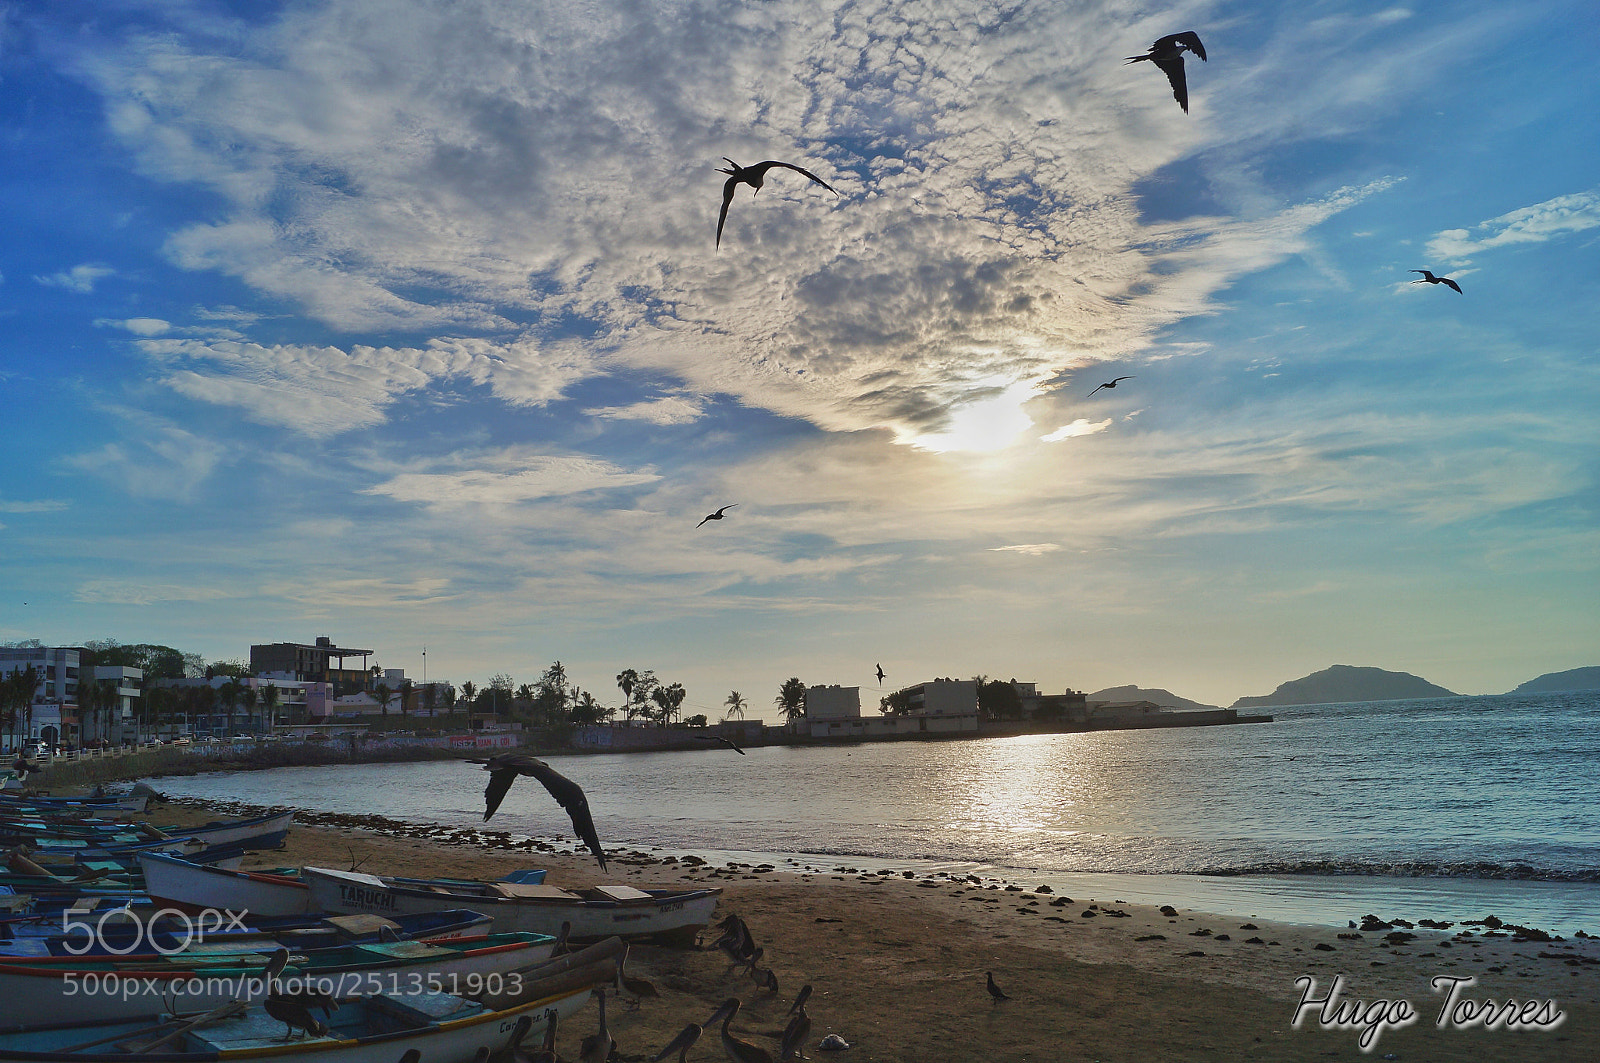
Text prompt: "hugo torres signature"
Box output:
[[1291, 974, 1565, 1051]]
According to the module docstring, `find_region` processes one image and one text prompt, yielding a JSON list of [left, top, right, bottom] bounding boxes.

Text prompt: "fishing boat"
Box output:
[[0, 937, 622, 1061], [303, 865, 720, 946], [0, 931, 556, 1025], [138, 851, 314, 917]]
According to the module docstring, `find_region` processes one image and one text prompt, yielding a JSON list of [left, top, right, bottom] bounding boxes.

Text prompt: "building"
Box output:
[[906, 678, 979, 716], [805, 685, 860, 720], [90, 666, 144, 743], [153, 676, 330, 735], [808, 679, 981, 739], [1, 646, 81, 747], [249, 637, 374, 692]]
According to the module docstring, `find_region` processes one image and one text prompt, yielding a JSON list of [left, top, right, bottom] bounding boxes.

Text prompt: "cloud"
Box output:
[[363, 449, 660, 508], [990, 543, 1062, 556], [137, 336, 596, 436], [75, 580, 234, 605], [1042, 418, 1112, 442], [0, 499, 69, 514], [63, 408, 227, 501], [1427, 187, 1600, 262], [583, 395, 707, 426], [34, 264, 114, 292], [102, 317, 172, 336]]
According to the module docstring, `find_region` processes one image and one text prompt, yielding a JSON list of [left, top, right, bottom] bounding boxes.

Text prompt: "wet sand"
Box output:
[[156, 802, 1598, 1062]]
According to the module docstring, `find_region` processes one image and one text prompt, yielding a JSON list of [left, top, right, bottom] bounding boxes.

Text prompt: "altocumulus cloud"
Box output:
[[363, 449, 660, 508], [58, 0, 1414, 448]]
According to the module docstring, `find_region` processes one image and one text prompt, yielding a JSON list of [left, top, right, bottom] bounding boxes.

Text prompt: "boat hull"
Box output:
[[138, 852, 312, 917]]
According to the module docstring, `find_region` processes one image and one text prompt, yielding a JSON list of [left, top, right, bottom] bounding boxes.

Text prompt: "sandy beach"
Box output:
[[129, 802, 1597, 1062]]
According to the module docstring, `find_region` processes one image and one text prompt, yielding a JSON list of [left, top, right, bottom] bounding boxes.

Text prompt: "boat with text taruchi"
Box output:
[[0, 931, 555, 1025], [303, 866, 720, 946], [0, 937, 621, 1061], [138, 851, 312, 916]]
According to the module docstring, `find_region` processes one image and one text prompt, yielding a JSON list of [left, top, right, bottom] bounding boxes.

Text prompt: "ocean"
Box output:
[[152, 691, 1600, 931]]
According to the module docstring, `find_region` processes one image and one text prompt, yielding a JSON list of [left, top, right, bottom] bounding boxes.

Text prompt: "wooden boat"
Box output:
[[0, 937, 622, 1061], [138, 851, 314, 917], [304, 865, 720, 946], [0, 931, 556, 1025]]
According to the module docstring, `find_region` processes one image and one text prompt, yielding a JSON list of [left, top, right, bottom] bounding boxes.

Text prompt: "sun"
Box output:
[[910, 382, 1036, 454]]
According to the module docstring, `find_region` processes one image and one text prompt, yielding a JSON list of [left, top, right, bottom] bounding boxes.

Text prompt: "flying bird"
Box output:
[[1087, 376, 1134, 396], [716, 159, 839, 248], [875, 664, 885, 684], [695, 734, 746, 754], [1126, 31, 1207, 113], [1410, 269, 1462, 294], [697, 504, 738, 529], [471, 752, 607, 872]]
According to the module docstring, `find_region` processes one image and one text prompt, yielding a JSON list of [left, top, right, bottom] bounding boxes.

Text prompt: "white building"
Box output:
[[1, 646, 81, 747], [805, 685, 860, 719]]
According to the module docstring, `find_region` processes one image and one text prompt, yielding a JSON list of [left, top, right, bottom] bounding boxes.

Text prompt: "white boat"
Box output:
[[0, 931, 556, 1025], [303, 866, 721, 946], [138, 851, 313, 916]]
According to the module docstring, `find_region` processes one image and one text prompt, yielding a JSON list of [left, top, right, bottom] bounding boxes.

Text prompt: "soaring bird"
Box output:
[[1126, 31, 1207, 113], [874, 664, 885, 684], [716, 159, 839, 248], [694, 734, 746, 754], [578, 988, 613, 1063], [651, 1022, 704, 1063], [1410, 269, 1462, 294], [1087, 376, 1134, 396], [697, 504, 738, 529], [708, 998, 774, 1063], [471, 752, 607, 872], [986, 971, 1010, 1003]]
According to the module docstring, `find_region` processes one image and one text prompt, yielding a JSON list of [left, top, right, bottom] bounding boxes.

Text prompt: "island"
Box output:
[[1231, 664, 1456, 708], [1507, 666, 1600, 694]]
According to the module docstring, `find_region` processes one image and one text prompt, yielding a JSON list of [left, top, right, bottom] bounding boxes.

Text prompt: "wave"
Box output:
[[1192, 859, 1600, 883]]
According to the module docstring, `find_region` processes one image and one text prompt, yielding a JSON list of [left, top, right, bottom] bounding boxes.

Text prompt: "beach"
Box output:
[[154, 803, 1598, 1062]]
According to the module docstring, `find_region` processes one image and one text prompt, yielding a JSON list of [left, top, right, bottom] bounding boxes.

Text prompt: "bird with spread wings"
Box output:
[[716, 158, 839, 248], [472, 752, 607, 872]]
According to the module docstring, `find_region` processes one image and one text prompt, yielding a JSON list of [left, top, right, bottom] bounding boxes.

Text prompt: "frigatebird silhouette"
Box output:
[[875, 664, 885, 684], [1126, 31, 1207, 113], [716, 158, 839, 248], [694, 734, 746, 755], [1088, 376, 1134, 396], [697, 504, 738, 529], [1410, 269, 1462, 294]]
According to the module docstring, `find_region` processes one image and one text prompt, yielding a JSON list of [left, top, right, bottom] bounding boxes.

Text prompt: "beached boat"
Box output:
[[0, 937, 622, 1061], [303, 865, 720, 946], [138, 851, 314, 917], [0, 931, 556, 1025]]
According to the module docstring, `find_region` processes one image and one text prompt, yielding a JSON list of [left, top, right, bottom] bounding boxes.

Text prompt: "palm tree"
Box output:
[[373, 682, 394, 718], [399, 678, 415, 717], [421, 682, 437, 717], [723, 691, 748, 722], [258, 684, 281, 732], [651, 682, 687, 726], [775, 677, 807, 726], [442, 685, 456, 715], [460, 681, 476, 711], [615, 669, 639, 723], [217, 679, 242, 738]]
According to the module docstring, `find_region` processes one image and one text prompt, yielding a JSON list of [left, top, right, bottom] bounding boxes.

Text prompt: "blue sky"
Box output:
[[2, 0, 1596, 713]]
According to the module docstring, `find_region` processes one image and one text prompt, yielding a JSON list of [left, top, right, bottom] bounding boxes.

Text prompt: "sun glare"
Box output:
[[911, 383, 1036, 453]]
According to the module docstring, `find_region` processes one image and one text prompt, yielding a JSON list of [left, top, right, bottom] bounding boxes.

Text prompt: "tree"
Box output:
[[259, 684, 281, 730], [442, 685, 456, 713], [487, 673, 515, 716], [460, 680, 477, 709], [723, 691, 748, 722], [615, 669, 640, 719], [570, 690, 611, 726], [775, 677, 807, 725], [217, 679, 243, 737], [373, 682, 394, 718], [240, 685, 259, 735], [651, 681, 686, 726], [879, 689, 913, 715], [684, 714, 708, 728], [976, 678, 1020, 722], [398, 679, 415, 717]]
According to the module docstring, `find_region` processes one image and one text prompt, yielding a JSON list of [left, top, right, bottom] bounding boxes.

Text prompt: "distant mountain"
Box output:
[[1508, 667, 1600, 694], [1088, 685, 1219, 711], [1231, 665, 1456, 708]]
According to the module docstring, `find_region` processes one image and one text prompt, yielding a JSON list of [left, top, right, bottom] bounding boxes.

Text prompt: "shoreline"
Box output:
[[138, 800, 1599, 1062]]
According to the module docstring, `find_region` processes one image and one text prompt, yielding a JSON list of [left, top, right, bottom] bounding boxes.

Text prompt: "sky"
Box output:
[[2, 0, 1596, 715]]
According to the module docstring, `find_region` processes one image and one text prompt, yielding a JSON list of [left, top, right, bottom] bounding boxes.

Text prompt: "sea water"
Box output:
[[153, 691, 1600, 930]]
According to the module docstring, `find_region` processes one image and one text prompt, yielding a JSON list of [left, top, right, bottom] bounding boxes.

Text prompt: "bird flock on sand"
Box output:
[[463, 27, 1473, 1056], [687, 28, 1465, 539]]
